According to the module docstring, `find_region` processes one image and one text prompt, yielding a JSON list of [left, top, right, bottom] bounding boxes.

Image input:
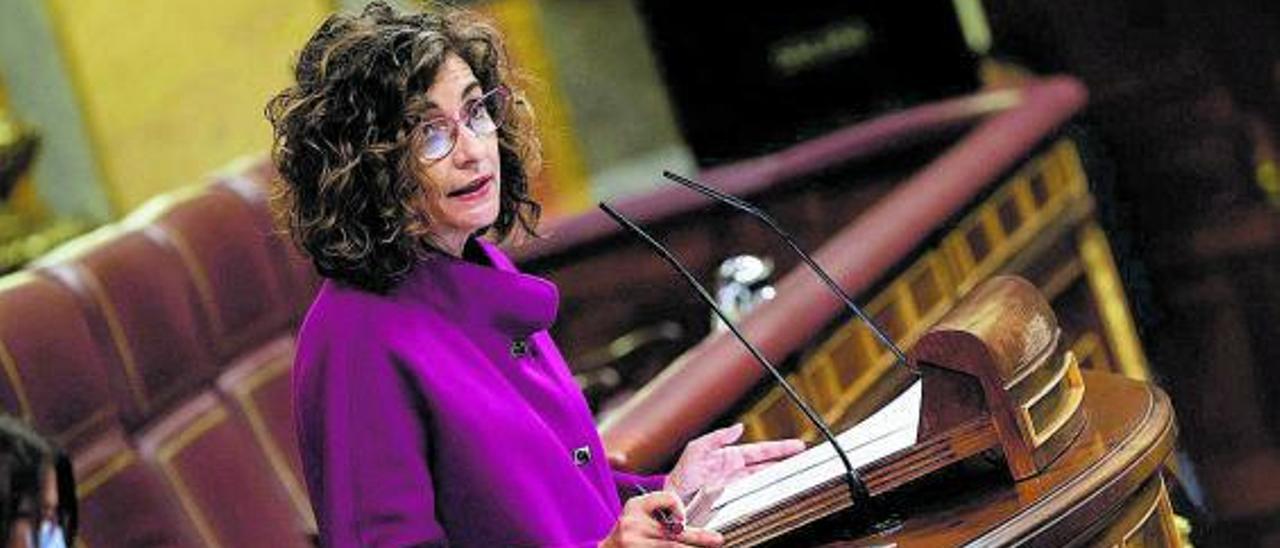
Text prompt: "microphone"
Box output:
[[597, 202, 872, 514], [661, 170, 914, 372]]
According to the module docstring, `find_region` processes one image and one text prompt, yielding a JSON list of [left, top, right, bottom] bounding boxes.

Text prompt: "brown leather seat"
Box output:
[[135, 391, 312, 547], [215, 170, 319, 322], [217, 335, 316, 531], [0, 156, 323, 545], [34, 226, 219, 430], [134, 182, 318, 532], [74, 428, 205, 547], [127, 186, 294, 363], [0, 272, 119, 451]]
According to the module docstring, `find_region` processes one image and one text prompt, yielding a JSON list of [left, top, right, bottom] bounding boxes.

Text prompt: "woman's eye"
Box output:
[[465, 100, 490, 121], [420, 121, 450, 139], [420, 122, 454, 159]]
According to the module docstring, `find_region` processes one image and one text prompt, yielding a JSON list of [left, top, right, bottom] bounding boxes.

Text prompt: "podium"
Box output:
[[783, 370, 1178, 546], [695, 277, 1180, 546]]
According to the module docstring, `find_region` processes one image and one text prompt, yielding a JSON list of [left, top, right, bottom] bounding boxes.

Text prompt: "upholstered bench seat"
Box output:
[[0, 158, 320, 546]]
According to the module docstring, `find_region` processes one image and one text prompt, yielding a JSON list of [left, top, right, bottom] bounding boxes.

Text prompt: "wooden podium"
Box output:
[[781, 370, 1178, 546], [719, 277, 1180, 546]]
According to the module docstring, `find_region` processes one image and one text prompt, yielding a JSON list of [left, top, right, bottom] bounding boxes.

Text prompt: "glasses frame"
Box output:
[[416, 85, 512, 161]]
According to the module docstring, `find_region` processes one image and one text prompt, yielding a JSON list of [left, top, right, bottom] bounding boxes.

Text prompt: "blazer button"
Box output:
[[572, 445, 591, 466], [510, 339, 529, 358]]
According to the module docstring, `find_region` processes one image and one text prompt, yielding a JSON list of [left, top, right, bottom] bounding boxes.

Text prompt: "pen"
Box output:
[[635, 484, 683, 536]]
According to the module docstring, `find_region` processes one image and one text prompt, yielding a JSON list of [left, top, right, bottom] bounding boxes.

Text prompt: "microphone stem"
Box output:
[[774, 220, 911, 368], [661, 171, 913, 370], [599, 202, 871, 510]]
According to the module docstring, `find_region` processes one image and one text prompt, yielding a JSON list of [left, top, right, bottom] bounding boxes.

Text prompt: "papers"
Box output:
[[690, 380, 922, 530]]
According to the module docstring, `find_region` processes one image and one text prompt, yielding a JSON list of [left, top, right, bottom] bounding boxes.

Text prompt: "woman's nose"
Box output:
[[451, 123, 489, 166]]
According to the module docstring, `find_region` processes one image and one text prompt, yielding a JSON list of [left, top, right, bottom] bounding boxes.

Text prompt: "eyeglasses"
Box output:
[[417, 85, 511, 161]]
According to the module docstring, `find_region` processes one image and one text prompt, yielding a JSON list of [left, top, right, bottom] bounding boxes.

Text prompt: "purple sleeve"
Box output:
[[305, 333, 447, 547], [611, 469, 668, 501]]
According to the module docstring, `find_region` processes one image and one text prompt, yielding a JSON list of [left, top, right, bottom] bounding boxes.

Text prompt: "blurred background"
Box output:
[[0, 0, 1277, 545]]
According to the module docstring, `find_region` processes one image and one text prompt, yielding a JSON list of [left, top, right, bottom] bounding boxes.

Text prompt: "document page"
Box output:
[[690, 380, 922, 530]]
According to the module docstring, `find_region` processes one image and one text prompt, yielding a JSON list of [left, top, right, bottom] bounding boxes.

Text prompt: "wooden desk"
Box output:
[[778, 371, 1178, 547]]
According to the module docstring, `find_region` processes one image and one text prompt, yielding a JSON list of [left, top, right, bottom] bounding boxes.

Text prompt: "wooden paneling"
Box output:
[[739, 140, 1152, 442]]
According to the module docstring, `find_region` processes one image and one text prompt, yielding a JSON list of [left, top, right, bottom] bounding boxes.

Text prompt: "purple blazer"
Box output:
[[293, 239, 664, 546]]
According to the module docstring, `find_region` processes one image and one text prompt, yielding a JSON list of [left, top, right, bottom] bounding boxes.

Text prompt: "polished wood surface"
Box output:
[[784, 370, 1176, 546], [912, 275, 1086, 481], [717, 276, 1096, 546]]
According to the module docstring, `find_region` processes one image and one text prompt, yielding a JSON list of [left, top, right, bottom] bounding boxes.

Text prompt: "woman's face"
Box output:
[[415, 53, 503, 256], [6, 466, 61, 548]]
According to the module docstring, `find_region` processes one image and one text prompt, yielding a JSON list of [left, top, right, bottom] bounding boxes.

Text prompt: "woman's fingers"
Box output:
[[634, 490, 687, 524], [735, 438, 805, 465], [640, 492, 722, 548], [611, 492, 724, 547], [613, 494, 675, 546], [690, 423, 745, 453], [674, 526, 725, 547], [669, 429, 805, 510]]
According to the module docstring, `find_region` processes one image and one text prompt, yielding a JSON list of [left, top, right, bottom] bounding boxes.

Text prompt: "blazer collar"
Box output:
[[405, 238, 558, 338]]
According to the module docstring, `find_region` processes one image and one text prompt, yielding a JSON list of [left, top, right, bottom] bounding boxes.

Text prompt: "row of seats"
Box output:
[[0, 158, 321, 546]]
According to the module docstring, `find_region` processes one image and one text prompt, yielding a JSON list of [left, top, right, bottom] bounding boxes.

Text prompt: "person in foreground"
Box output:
[[268, 2, 805, 546], [0, 416, 76, 548]]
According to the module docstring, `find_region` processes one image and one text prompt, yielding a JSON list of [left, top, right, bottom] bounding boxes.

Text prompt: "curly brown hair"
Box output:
[[266, 1, 541, 293]]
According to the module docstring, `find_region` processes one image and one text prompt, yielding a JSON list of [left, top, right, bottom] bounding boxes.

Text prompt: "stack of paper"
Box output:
[[689, 381, 923, 531]]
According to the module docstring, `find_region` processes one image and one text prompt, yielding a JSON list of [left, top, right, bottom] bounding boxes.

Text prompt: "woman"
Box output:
[[0, 416, 76, 548], [267, 2, 804, 546]]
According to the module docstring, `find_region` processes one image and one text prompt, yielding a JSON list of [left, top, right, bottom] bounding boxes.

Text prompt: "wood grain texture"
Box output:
[[803, 371, 1175, 547]]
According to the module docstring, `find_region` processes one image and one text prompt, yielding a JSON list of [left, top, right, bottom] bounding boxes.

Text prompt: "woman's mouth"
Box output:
[[446, 175, 492, 199]]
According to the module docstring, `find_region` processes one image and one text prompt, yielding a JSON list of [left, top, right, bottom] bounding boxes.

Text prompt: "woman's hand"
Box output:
[[664, 423, 806, 502], [600, 491, 723, 547]]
